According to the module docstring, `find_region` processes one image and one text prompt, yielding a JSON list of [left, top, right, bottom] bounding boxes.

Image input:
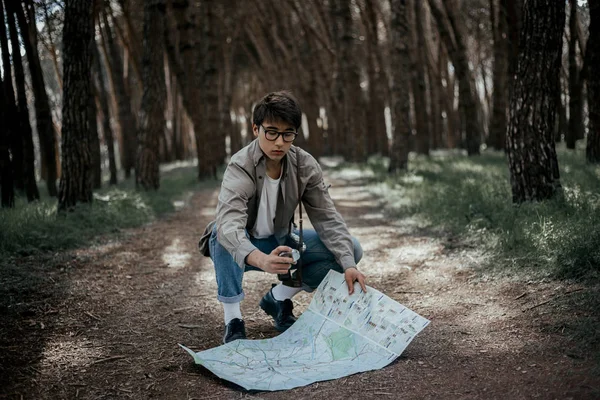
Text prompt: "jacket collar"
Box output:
[[250, 138, 295, 178], [250, 139, 299, 206], [251, 139, 264, 166]]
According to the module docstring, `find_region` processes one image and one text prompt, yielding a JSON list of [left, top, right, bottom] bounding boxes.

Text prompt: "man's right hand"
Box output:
[[246, 246, 296, 274]]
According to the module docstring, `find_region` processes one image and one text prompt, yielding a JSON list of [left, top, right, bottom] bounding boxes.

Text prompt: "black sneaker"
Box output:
[[223, 318, 246, 344], [259, 287, 297, 332]]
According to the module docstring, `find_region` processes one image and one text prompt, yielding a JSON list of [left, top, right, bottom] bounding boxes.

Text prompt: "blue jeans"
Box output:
[[209, 228, 363, 303]]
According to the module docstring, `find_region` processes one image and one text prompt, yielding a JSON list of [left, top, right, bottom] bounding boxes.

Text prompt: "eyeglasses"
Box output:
[[260, 125, 298, 143]]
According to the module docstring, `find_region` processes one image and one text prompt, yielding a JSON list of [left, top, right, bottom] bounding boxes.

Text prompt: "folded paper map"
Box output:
[[180, 270, 430, 391]]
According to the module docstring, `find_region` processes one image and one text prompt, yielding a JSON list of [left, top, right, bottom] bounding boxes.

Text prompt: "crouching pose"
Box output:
[[198, 91, 366, 343]]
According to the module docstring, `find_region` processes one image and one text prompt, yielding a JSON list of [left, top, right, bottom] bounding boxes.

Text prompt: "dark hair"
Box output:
[[252, 91, 302, 130]]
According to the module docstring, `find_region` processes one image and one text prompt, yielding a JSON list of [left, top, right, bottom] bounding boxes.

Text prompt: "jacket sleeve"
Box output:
[[215, 161, 258, 268], [301, 155, 357, 271]]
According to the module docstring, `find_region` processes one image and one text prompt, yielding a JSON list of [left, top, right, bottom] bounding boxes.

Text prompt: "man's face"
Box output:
[[253, 120, 296, 163]]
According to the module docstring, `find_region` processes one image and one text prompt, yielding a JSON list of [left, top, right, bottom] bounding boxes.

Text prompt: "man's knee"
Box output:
[[352, 236, 363, 264]]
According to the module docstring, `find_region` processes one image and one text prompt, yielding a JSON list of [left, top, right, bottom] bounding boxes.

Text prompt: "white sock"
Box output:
[[271, 283, 303, 301], [222, 302, 242, 325]]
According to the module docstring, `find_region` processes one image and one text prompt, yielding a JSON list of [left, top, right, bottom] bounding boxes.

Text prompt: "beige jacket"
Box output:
[[199, 139, 356, 271]]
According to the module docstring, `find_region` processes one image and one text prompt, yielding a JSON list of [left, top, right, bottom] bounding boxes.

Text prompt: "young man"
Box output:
[[199, 91, 366, 344]]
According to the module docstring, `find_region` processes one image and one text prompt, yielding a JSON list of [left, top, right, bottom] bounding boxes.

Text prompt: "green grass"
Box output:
[[362, 147, 600, 369], [0, 163, 218, 258], [365, 146, 600, 281]]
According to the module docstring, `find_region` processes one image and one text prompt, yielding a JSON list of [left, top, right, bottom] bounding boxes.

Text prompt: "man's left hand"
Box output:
[[344, 267, 367, 295]]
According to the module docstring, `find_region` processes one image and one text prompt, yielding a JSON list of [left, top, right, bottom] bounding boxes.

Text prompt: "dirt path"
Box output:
[[1, 170, 598, 399]]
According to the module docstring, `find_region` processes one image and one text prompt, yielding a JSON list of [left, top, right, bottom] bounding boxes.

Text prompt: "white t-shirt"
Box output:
[[251, 172, 281, 238]]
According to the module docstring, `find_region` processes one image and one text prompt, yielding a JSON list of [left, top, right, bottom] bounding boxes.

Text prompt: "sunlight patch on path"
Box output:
[[327, 167, 375, 181], [41, 337, 105, 372], [328, 188, 375, 200], [358, 212, 385, 220], [114, 251, 141, 265], [84, 241, 121, 256], [336, 200, 384, 208], [162, 238, 191, 269], [199, 207, 217, 217], [393, 241, 443, 264], [195, 269, 216, 284]]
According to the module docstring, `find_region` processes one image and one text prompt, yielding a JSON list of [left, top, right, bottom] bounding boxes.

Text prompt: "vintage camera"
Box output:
[[278, 248, 301, 262], [277, 248, 302, 286]]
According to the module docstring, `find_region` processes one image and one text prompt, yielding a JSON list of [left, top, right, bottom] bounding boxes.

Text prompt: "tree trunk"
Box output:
[[58, 0, 94, 211], [586, 0, 600, 163], [197, 0, 221, 179], [429, 0, 482, 155], [93, 43, 118, 184], [135, 0, 167, 190], [0, 74, 14, 207], [337, 0, 366, 162], [115, 0, 143, 93], [506, 0, 564, 203], [567, 0, 584, 149], [13, 0, 58, 196], [171, 75, 186, 161], [489, 0, 509, 150], [167, 0, 208, 178], [305, 89, 322, 159], [428, 63, 443, 149], [6, 1, 39, 201], [40, 0, 63, 90], [439, 45, 459, 148], [389, 0, 411, 172], [556, 77, 568, 143], [412, 1, 431, 155], [89, 71, 102, 189], [363, 0, 388, 157], [220, 35, 237, 158], [100, 10, 137, 179], [0, 0, 23, 193]]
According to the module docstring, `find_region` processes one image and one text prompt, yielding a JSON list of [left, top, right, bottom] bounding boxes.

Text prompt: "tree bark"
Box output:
[[6, 0, 39, 201], [428, 63, 443, 149], [58, 0, 94, 211], [389, 0, 411, 172], [170, 74, 186, 161], [586, 0, 600, 163], [0, 0, 23, 192], [199, 0, 221, 179], [219, 21, 238, 159], [136, 0, 167, 190], [166, 0, 209, 179], [100, 10, 137, 179], [489, 0, 509, 150], [363, 0, 388, 157], [412, 1, 431, 155], [0, 73, 14, 207], [89, 70, 102, 189], [14, 0, 58, 196], [556, 72, 568, 142], [429, 0, 482, 155], [337, 0, 366, 162], [567, 0, 584, 149], [439, 44, 459, 148], [115, 0, 143, 93], [40, 0, 63, 90], [506, 0, 564, 203], [92, 43, 118, 184]]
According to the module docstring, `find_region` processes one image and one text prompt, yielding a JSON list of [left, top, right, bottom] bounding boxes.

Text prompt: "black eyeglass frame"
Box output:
[[260, 124, 298, 143]]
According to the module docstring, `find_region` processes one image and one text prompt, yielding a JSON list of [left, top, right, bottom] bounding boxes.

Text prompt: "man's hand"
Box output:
[[344, 267, 367, 295], [246, 246, 296, 274]]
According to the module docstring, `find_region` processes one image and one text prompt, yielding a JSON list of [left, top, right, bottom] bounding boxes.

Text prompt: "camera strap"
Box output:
[[295, 147, 303, 285]]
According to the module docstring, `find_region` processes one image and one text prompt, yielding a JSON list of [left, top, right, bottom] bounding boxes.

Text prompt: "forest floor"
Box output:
[[1, 167, 599, 400]]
